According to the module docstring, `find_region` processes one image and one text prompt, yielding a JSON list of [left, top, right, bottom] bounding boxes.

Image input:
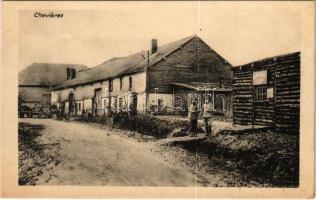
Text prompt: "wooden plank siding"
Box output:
[[274, 57, 300, 133], [232, 66, 253, 125], [232, 52, 300, 134], [147, 37, 232, 94]]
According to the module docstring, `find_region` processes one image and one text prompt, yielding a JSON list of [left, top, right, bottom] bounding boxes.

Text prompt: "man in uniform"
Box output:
[[188, 101, 198, 137], [201, 98, 213, 136]]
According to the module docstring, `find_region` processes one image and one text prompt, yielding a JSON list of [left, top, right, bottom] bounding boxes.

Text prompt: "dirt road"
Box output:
[[19, 118, 220, 186]]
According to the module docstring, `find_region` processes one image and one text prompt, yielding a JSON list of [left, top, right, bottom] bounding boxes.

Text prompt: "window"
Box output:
[[254, 87, 267, 101], [108, 97, 111, 108], [173, 95, 183, 108], [129, 77, 132, 90], [66, 68, 76, 80], [114, 97, 118, 111], [120, 77, 123, 90], [66, 68, 71, 79], [253, 70, 267, 85], [118, 97, 123, 110], [157, 99, 163, 111], [109, 79, 113, 92], [72, 69, 76, 79]]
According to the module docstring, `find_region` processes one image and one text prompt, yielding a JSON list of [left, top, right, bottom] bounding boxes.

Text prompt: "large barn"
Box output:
[[232, 52, 300, 134], [52, 35, 233, 116], [19, 63, 87, 108]]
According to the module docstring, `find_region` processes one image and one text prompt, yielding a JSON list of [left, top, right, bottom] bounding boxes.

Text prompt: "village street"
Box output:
[[18, 118, 229, 186]]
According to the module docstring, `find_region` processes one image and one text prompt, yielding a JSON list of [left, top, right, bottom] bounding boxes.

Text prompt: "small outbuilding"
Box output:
[[232, 52, 300, 134], [171, 82, 232, 117]]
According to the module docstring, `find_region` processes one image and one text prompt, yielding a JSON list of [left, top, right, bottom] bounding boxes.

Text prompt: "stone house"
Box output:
[[18, 63, 87, 108], [52, 35, 232, 116]]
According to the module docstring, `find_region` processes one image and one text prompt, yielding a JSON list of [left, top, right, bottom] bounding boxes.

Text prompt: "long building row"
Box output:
[[18, 35, 300, 133]]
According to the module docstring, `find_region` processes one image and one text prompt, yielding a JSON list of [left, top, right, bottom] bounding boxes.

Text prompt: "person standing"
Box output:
[[201, 98, 213, 136], [188, 101, 198, 137]]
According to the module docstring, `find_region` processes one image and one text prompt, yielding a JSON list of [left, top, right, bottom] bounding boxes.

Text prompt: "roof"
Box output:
[[232, 51, 300, 70], [171, 82, 232, 92], [19, 63, 87, 86], [54, 35, 197, 90]]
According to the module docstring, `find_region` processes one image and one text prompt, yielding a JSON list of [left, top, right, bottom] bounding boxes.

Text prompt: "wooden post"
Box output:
[[252, 67, 255, 129], [219, 71, 222, 87], [212, 88, 215, 110], [147, 50, 150, 67], [232, 92, 235, 126], [273, 65, 277, 128], [144, 50, 150, 115]]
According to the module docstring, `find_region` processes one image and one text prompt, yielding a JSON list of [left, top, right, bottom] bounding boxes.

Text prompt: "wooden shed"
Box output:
[[232, 52, 300, 134], [171, 82, 233, 117]]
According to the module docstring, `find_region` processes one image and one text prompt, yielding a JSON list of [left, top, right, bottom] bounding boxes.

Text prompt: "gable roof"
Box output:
[[54, 35, 197, 90], [19, 63, 87, 86]]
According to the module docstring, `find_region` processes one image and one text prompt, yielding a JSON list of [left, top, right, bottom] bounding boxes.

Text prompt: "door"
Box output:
[[93, 88, 102, 116], [214, 94, 225, 112], [130, 93, 137, 114], [68, 93, 74, 113]]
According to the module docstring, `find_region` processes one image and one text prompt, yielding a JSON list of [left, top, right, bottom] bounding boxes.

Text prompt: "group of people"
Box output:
[[188, 98, 214, 137]]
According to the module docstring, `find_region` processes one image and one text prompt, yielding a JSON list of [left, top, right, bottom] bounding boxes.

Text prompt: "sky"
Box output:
[[18, 2, 301, 71]]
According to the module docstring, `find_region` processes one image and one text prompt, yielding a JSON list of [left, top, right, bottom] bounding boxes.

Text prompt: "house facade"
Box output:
[[52, 36, 232, 116], [19, 63, 87, 108], [232, 52, 300, 133]]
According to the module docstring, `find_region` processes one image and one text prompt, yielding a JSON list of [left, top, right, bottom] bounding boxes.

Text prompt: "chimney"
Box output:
[[151, 39, 158, 54]]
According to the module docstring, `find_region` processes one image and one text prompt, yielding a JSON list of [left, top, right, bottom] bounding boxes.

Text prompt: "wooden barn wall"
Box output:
[[274, 53, 300, 133], [19, 86, 52, 105], [232, 67, 253, 125], [232, 52, 300, 134], [147, 37, 232, 94]]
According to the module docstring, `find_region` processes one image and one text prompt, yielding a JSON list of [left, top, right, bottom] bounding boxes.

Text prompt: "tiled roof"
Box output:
[[19, 63, 87, 86], [54, 35, 196, 89]]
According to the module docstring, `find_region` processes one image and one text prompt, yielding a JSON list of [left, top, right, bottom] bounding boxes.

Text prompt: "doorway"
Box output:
[[68, 93, 74, 113], [215, 94, 225, 112]]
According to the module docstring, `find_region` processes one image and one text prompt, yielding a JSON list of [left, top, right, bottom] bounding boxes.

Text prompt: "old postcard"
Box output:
[[1, 1, 314, 198]]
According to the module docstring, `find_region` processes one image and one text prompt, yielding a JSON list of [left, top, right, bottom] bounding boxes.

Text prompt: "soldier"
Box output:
[[188, 101, 198, 137], [201, 98, 213, 136]]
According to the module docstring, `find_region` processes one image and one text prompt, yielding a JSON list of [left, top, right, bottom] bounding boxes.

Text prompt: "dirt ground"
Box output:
[[18, 118, 297, 187], [18, 118, 229, 186]]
